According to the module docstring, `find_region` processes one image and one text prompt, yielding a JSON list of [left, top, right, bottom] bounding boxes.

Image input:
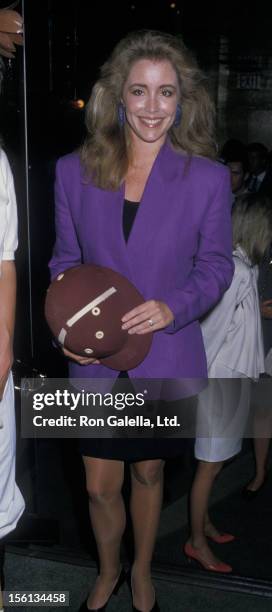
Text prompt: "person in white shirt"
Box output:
[[0, 149, 25, 610], [184, 193, 272, 573], [0, 10, 24, 609]]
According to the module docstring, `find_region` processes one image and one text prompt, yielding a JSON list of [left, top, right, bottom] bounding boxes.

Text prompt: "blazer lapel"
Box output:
[[126, 141, 187, 274]]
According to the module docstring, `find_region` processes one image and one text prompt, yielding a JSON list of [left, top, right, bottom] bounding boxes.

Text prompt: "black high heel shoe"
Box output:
[[132, 600, 160, 612], [78, 567, 126, 612], [127, 570, 160, 612]]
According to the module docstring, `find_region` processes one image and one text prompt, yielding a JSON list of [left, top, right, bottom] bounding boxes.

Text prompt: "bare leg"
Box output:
[[204, 512, 228, 539], [130, 459, 164, 612], [246, 437, 270, 490], [82, 457, 125, 609], [187, 460, 225, 565], [246, 406, 272, 491]]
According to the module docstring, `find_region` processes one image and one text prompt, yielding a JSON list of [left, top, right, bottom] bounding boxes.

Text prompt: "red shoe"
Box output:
[[207, 532, 235, 544], [184, 542, 232, 573]]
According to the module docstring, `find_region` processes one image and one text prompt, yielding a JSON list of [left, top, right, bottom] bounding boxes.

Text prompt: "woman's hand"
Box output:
[[121, 300, 174, 334], [62, 347, 100, 366], [0, 329, 13, 400], [260, 299, 272, 319], [0, 9, 23, 58]]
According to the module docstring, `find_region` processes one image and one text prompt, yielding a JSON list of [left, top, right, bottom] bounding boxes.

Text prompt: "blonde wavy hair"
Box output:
[[80, 29, 217, 190], [232, 193, 272, 264]]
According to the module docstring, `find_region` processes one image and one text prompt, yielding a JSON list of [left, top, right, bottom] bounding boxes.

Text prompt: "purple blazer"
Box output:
[[49, 140, 234, 380]]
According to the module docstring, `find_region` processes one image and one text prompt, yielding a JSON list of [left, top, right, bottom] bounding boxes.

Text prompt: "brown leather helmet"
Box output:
[[45, 264, 152, 370]]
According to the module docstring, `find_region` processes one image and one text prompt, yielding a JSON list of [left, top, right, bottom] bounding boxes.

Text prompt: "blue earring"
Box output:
[[118, 103, 126, 127], [174, 103, 182, 127]]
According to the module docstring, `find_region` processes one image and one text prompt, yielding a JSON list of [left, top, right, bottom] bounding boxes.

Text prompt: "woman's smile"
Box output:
[[139, 117, 164, 127]]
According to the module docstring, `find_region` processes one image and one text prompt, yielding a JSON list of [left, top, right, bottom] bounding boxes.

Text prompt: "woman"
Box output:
[[185, 194, 271, 573], [242, 244, 272, 498], [49, 30, 233, 612]]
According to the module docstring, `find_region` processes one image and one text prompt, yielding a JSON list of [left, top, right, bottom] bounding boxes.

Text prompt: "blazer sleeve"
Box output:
[[49, 158, 82, 281], [164, 168, 234, 333]]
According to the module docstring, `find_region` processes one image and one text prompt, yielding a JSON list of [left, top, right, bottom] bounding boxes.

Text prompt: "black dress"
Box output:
[[78, 200, 185, 461]]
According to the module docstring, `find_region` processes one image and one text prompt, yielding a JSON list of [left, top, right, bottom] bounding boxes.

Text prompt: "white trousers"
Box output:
[[0, 372, 24, 538]]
